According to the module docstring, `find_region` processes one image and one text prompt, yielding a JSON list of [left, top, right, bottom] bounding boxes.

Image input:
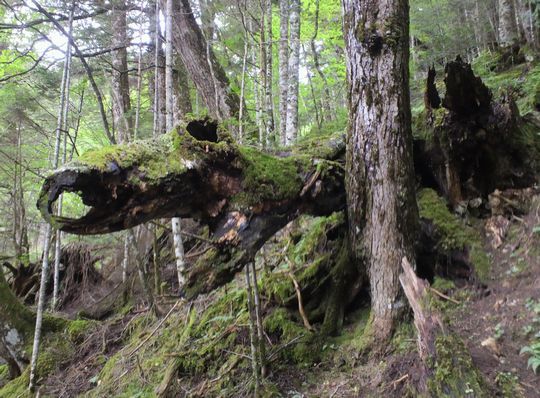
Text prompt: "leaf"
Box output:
[[532, 226, 540, 234], [528, 357, 540, 374]]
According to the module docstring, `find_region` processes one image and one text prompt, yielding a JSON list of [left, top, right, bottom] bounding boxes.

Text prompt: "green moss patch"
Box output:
[[428, 334, 488, 397], [418, 188, 490, 280]]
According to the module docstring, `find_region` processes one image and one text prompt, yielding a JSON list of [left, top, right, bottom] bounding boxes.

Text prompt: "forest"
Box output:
[[0, 0, 539, 396]]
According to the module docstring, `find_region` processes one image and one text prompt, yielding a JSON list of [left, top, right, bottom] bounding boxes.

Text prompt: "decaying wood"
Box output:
[[37, 120, 345, 297], [399, 258, 444, 364], [424, 65, 441, 111], [418, 57, 539, 206]]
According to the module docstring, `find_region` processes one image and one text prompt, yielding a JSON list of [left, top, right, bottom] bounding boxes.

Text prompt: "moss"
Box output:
[[235, 146, 305, 206], [418, 189, 490, 280], [391, 322, 416, 354], [495, 371, 524, 398], [0, 369, 30, 398], [263, 308, 321, 365], [261, 213, 344, 305], [0, 365, 7, 388], [427, 334, 487, 397], [66, 319, 94, 343], [432, 277, 456, 293]]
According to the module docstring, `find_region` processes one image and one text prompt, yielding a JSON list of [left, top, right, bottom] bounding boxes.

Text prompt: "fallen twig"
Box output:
[[429, 286, 460, 305], [128, 300, 182, 357]]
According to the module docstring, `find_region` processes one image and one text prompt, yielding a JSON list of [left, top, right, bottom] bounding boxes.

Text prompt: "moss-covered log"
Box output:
[[38, 119, 346, 296]]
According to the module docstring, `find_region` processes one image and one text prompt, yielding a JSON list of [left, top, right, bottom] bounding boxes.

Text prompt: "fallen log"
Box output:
[[37, 119, 346, 296]]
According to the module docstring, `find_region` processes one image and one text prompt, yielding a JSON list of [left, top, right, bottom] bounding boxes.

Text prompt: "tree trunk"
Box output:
[[342, 0, 419, 341], [111, 0, 132, 143], [173, 59, 193, 123], [499, 0, 520, 46], [278, 0, 289, 144], [264, 0, 275, 146], [162, 0, 240, 121], [285, 0, 300, 146]]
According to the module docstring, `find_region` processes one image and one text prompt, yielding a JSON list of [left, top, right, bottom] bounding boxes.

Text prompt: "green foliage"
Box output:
[[520, 342, 540, 374]]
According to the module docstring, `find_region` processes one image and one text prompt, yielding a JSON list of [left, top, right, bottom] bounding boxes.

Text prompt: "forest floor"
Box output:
[[266, 194, 540, 397]]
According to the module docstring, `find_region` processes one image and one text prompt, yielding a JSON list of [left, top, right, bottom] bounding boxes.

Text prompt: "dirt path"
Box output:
[[451, 200, 540, 397]]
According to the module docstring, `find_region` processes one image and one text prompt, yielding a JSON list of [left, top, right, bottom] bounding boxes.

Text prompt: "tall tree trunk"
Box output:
[[162, 0, 240, 121], [342, 0, 419, 342], [111, 0, 133, 143], [279, 0, 289, 144], [264, 0, 275, 146], [310, 0, 333, 121], [499, 0, 520, 46], [165, 0, 187, 294], [285, 0, 300, 145], [150, 0, 165, 137], [30, 7, 74, 388]]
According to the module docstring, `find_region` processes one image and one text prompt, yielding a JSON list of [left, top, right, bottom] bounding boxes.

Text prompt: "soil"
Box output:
[[450, 198, 540, 397]]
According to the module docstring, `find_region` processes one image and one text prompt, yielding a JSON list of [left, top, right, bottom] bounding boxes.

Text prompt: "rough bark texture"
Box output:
[[498, 0, 520, 46], [285, 0, 300, 145], [278, 0, 289, 144], [342, 0, 419, 340], [162, 0, 240, 121], [37, 120, 346, 296], [111, 0, 132, 142]]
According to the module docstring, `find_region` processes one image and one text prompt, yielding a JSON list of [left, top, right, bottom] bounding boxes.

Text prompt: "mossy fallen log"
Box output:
[[37, 119, 346, 297]]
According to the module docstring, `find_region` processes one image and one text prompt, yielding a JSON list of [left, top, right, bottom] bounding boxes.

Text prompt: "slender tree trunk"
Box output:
[[279, 0, 289, 144], [342, 0, 419, 342], [264, 0, 275, 146], [285, 0, 300, 145], [310, 0, 333, 121], [165, 0, 187, 295], [30, 7, 74, 388], [111, 0, 133, 143]]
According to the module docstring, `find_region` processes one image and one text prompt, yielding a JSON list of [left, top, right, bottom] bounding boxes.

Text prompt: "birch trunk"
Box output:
[[278, 0, 289, 144], [264, 0, 275, 146], [342, 0, 419, 342], [30, 7, 74, 388], [285, 0, 300, 146]]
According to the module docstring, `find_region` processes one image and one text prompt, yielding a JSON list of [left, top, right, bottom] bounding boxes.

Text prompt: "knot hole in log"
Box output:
[[186, 119, 218, 142]]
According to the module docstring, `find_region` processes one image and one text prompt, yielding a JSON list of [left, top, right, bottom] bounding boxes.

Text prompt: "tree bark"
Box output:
[[279, 0, 289, 145], [285, 0, 300, 146], [499, 0, 520, 46], [37, 123, 346, 296], [161, 0, 240, 121], [111, 0, 133, 143], [342, 0, 419, 341]]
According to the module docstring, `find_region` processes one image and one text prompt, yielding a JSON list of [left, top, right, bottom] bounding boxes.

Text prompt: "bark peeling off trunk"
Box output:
[[38, 121, 346, 295]]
